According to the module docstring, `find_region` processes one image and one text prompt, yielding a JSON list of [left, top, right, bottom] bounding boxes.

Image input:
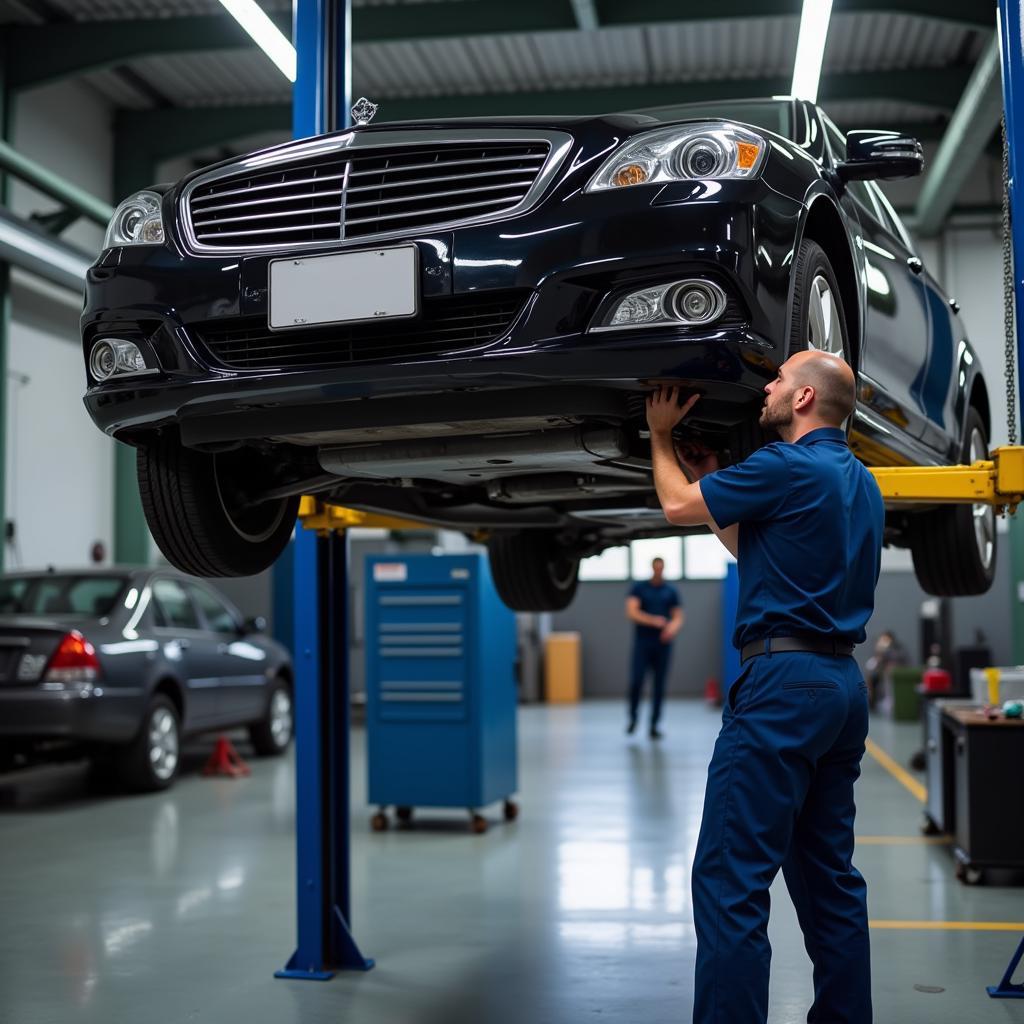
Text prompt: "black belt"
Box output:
[[740, 636, 855, 664]]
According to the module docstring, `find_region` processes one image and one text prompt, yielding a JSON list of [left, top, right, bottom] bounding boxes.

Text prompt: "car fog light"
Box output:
[[591, 279, 728, 332], [89, 339, 148, 382], [672, 282, 726, 324]]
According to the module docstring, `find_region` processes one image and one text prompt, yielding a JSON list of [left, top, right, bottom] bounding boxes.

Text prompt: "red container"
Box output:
[[922, 668, 952, 693]]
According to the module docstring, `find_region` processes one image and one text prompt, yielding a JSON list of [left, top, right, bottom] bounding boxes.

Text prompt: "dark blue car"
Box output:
[[81, 97, 992, 608]]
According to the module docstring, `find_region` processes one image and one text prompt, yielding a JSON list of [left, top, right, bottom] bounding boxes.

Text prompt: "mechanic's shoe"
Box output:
[[626, 717, 637, 735], [649, 728, 664, 741]]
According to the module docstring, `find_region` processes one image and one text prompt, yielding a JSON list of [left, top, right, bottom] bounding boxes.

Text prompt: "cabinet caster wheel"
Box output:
[[470, 813, 488, 835], [921, 815, 941, 836], [955, 861, 985, 886], [503, 799, 519, 822], [371, 812, 389, 832], [396, 806, 413, 825]]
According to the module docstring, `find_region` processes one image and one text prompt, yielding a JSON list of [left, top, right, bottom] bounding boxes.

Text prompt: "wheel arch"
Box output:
[[152, 676, 186, 723], [968, 372, 992, 440], [795, 195, 861, 372]]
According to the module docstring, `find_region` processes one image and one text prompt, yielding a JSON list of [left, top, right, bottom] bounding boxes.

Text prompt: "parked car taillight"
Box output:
[[42, 631, 102, 693]]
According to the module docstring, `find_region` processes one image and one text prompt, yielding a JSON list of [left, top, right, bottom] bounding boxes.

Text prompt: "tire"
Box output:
[[487, 531, 580, 611], [137, 433, 299, 578], [910, 407, 996, 597], [115, 695, 180, 793], [248, 679, 293, 757], [788, 240, 851, 364]]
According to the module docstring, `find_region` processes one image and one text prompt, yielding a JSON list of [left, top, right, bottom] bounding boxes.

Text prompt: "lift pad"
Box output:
[[297, 495, 433, 533], [868, 445, 1024, 512]]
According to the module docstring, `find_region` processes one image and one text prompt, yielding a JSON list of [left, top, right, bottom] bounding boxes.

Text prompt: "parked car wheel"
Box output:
[[910, 408, 996, 596], [788, 239, 850, 364], [137, 433, 299, 578], [249, 679, 294, 756], [115, 695, 180, 792], [487, 531, 580, 611]]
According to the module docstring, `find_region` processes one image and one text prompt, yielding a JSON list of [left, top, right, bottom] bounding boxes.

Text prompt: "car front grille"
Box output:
[[196, 290, 531, 371], [183, 140, 552, 251]]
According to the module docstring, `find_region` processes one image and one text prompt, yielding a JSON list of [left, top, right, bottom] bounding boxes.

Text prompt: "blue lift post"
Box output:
[[275, 0, 374, 983], [988, 0, 1024, 1001]]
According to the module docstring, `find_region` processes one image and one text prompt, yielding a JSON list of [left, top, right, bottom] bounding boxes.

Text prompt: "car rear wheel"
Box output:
[[487, 531, 580, 611], [248, 679, 294, 756], [115, 695, 180, 792], [137, 434, 299, 577], [910, 408, 996, 596]]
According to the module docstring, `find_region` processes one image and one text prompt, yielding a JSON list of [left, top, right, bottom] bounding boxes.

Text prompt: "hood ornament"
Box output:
[[350, 97, 379, 126]]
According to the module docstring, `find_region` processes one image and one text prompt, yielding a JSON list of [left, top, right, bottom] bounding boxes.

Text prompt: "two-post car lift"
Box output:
[[272, 0, 1024, 996]]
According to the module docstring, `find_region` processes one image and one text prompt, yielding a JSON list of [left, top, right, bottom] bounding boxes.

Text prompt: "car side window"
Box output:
[[189, 585, 239, 634], [868, 181, 916, 254], [152, 578, 200, 630]]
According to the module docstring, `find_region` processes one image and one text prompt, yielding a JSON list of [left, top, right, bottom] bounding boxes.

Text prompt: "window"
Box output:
[[630, 538, 683, 581], [152, 579, 200, 630], [868, 182, 916, 253], [684, 535, 735, 580], [578, 546, 630, 582], [189, 585, 239, 634], [0, 575, 127, 616]]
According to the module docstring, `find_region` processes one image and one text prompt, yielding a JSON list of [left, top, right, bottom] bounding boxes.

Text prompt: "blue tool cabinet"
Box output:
[[364, 553, 519, 833]]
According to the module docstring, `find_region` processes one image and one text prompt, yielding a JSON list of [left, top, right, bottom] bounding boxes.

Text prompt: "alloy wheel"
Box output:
[[806, 275, 845, 358], [270, 689, 293, 748], [969, 427, 995, 571], [149, 707, 179, 782]]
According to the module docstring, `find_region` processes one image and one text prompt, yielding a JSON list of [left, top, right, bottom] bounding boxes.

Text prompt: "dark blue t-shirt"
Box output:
[[629, 580, 681, 640], [699, 427, 883, 649]]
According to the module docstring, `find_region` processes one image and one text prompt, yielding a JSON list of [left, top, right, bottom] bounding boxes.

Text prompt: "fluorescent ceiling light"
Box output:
[[218, 0, 296, 82], [790, 0, 833, 103]]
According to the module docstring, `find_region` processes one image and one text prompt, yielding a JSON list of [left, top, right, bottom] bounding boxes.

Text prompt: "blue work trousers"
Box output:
[[692, 651, 872, 1024], [628, 633, 672, 727]]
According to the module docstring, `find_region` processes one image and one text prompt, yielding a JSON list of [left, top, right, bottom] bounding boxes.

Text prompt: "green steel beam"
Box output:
[[113, 67, 969, 172], [4, 1, 993, 91], [914, 35, 1002, 237], [0, 49, 10, 572]]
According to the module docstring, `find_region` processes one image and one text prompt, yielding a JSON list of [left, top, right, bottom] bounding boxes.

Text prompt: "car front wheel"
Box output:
[[487, 531, 580, 611], [910, 408, 996, 596], [137, 434, 299, 577]]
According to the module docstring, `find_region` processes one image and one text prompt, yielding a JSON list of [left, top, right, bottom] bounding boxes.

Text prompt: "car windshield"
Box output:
[[631, 100, 791, 140], [0, 575, 129, 617]]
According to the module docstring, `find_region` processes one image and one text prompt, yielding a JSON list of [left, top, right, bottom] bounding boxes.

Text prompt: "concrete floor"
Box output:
[[1, 701, 1022, 1024]]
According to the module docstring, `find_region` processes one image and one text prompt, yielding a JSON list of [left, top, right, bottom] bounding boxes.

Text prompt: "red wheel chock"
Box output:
[[202, 735, 251, 778]]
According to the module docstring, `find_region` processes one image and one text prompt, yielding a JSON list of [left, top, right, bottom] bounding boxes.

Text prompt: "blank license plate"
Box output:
[[268, 245, 418, 330]]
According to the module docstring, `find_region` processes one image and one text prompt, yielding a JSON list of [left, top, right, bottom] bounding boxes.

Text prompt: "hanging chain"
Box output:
[[1001, 115, 1018, 446]]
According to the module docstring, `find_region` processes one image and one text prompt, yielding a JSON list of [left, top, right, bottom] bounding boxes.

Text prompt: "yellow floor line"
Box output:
[[864, 737, 927, 803], [871, 921, 1024, 932], [856, 835, 950, 845]]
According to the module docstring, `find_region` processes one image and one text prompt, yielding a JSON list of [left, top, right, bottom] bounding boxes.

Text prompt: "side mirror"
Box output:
[[242, 615, 267, 634], [838, 130, 923, 181]]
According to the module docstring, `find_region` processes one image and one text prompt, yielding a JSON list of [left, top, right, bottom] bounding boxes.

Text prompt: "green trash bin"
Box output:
[[889, 667, 923, 721]]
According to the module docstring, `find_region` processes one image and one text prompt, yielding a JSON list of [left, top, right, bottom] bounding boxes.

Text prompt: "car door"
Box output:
[[151, 577, 222, 728], [821, 116, 934, 444], [187, 583, 270, 724]]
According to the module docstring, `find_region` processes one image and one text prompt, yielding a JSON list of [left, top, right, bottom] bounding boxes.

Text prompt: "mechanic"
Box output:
[[645, 349, 883, 1024], [625, 556, 685, 739]]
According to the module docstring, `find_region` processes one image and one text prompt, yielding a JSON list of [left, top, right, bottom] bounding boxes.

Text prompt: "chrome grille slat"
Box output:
[[181, 135, 557, 252]]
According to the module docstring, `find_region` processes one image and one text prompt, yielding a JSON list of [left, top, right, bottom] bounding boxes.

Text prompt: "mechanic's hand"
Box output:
[[660, 626, 674, 644], [675, 441, 720, 482], [651, 616, 668, 629], [646, 386, 698, 435]]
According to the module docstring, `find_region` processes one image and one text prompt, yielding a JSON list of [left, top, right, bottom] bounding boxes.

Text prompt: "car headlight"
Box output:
[[103, 190, 165, 248], [586, 122, 766, 192]]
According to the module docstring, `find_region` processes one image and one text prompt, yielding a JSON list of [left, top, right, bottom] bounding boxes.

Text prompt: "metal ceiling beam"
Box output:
[[913, 35, 1003, 237], [4, 0, 993, 91], [571, 0, 600, 31], [0, 206, 91, 293], [114, 66, 972, 171]]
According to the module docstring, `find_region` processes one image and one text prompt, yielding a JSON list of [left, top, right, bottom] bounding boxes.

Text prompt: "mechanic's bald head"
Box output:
[[760, 349, 856, 437]]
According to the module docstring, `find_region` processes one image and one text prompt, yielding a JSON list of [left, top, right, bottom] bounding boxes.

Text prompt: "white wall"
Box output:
[[3, 80, 116, 569]]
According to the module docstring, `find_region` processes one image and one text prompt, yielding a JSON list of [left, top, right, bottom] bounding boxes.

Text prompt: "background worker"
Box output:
[[645, 349, 883, 1024], [625, 557, 684, 739]]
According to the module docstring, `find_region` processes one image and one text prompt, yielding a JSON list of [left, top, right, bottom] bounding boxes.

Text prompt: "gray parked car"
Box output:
[[0, 568, 293, 791]]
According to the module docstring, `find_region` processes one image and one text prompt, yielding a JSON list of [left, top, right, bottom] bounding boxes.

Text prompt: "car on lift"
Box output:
[[81, 96, 994, 610], [0, 569, 293, 791]]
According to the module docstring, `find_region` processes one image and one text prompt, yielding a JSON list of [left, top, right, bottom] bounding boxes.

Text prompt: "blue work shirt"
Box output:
[[699, 427, 884, 649], [629, 580, 682, 641]]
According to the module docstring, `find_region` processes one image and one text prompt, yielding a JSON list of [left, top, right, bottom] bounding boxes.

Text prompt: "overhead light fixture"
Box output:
[[790, 0, 833, 103], [218, 0, 296, 82]]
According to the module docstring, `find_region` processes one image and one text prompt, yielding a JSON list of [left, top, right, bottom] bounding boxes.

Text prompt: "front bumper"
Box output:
[[83, 183, 799, 444]]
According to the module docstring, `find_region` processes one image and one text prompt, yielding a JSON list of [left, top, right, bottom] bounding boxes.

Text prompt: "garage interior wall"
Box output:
[[4, 80, 114, 570]]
